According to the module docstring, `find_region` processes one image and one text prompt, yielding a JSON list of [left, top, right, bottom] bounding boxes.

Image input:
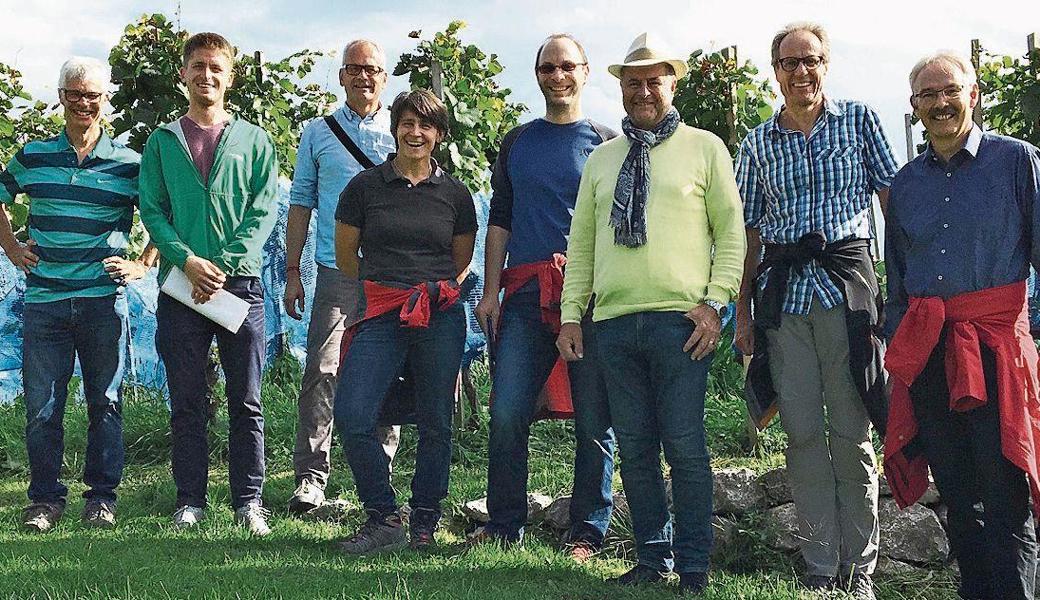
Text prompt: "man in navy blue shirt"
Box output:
[[472, 34, 616, 558], [884, 51, 1040, 600]]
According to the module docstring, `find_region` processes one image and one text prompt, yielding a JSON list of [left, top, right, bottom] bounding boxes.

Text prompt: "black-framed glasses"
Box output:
[[536, 61, 587, 75], [341, 64, 385, 76], [59, 88, 104, 103], [911, 85, 965, 106], [774, 55, 825, 72]]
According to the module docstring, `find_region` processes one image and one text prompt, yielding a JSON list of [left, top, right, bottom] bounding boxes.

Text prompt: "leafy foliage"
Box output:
[[978, 47, 1040, 146], [108, 13, 336, 177], [674, 48, 776, 156], [394, 20, 526, 193]]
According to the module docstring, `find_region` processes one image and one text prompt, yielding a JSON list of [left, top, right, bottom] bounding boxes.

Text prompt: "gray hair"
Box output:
[[341, 39, 386, 67], [770, 21, 831, 64], [909, 51, 978, 89], [58, 56, 110, 89]]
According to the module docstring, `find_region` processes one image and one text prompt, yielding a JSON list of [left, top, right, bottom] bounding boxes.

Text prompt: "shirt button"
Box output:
[[946, 172, 952, 178], [941, 249, 946, 254], [938, 275, 944, 281], [944, 197, 950, 202], [943, 223, 949, 228]]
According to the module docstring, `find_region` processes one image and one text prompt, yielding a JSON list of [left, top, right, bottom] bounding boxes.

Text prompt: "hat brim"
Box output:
[[608, 58, 688, 80]]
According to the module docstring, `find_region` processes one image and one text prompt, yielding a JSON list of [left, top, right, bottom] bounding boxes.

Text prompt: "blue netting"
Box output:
[[0, 180, 490, 403]]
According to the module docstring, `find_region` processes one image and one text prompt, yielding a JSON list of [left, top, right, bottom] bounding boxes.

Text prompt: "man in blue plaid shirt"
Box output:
[[733, 22, 899, 600]]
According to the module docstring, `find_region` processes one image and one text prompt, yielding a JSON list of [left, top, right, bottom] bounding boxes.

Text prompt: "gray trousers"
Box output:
[[765, 298, 879, 577], [293, 264, 400, 489]]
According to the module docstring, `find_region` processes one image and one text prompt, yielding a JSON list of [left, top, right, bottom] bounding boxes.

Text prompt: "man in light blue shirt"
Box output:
[[284, 39, 396, 513]]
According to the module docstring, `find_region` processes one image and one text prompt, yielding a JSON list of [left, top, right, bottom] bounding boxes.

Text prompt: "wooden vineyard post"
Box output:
[[971, 40, 984, 127]]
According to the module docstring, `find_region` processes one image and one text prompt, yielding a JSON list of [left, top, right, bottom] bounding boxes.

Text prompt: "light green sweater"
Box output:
[[560, 124, 746, 323]]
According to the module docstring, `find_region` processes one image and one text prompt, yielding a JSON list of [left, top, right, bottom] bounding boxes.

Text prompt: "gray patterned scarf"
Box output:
[[610, 108, 681, 248]]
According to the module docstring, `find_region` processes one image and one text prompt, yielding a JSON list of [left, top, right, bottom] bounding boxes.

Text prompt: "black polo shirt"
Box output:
[[336, 157, 477, 286]]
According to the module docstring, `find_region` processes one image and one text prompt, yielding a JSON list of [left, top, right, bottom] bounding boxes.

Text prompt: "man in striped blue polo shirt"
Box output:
[[0, 57, 157, 532], [734, 22, 899, 600]]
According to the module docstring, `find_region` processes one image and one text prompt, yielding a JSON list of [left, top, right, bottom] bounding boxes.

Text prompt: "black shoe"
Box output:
[[802, 574, 837, 592], [679, 571, 709, 595], [608, 564, 667, 586], [408, 507, 440, 550]]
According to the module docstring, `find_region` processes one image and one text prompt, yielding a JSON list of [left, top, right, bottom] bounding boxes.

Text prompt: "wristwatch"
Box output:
[[704, 299, 727, 318]]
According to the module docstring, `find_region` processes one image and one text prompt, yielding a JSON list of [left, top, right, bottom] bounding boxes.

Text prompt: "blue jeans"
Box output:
[[23, 294, 128, 505], [334, 302, 465, 518], [594, 311, 714, 574], [156, 277, 266, 510], [486, 290, 614, 543]]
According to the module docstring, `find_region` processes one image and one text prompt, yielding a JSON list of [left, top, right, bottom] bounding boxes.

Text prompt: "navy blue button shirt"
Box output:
[[883, 126, 1040, 338]]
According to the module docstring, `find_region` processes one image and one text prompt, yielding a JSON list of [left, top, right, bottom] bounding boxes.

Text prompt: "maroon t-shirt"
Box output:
[[180, 116, 228, 182]]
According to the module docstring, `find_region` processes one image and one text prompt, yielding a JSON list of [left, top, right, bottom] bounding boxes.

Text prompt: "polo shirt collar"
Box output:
[[58, 128, 115, 160], [379, 153, 445, 185], [922, 124, 983, 164]]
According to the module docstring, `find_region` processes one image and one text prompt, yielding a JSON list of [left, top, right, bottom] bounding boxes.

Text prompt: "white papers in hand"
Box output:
[[160, 266, 249, 333]]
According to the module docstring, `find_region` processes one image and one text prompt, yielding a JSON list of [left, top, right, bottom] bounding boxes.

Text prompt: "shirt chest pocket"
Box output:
[[813, 144, 866, 195]]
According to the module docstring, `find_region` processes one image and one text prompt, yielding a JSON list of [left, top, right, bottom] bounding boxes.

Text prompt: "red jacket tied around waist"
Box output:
[[883, 280, 1040, 514], [497, 254, 573, 419]]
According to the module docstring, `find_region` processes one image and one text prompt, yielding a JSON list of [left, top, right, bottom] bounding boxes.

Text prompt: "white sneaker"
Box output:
[[172, 505, 205, 529], [288, 480, 325, 514], [235, 503, 272, 536]]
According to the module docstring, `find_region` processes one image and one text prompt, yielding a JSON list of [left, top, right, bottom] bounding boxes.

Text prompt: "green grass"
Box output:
[[0, 353, 957, 599]]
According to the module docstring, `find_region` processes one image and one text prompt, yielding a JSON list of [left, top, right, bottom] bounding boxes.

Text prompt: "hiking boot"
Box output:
[[565, 540, 597, 563], [235, 503, 272, 536], [172, 505, 205, 529], [802, 574, 837, 593], [679, 571, 709, 595], [338, 512, 406, 555], [608, 564, 667, 586], [288, 480, 325, 514], [22, 502, 64, 532], [81, 499, 116, 528], [408, 507, 440, 550], [842, 574, 877, 600]]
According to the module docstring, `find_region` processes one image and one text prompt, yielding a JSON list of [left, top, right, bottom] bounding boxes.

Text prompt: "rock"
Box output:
[[879, 475, 893, 498], [543, 496, 572, 530], [462, 497, 489, 523], [713, 468, 765, 515], [762, 503, 800, 552], [879, 498, 949, 564], [875, 556, 924, 578], [305, 498, 355, 522], [757, 467, 792, 507], [613, 492, 629, 516], [527, 493, 553, 524], [710, 515, 738, 558]]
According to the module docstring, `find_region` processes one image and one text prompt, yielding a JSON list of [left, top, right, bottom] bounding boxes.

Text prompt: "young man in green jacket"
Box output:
[[139, 32, 279, 536]]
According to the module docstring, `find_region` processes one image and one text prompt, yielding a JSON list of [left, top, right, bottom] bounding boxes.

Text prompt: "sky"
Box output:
[[1, 0, 1039, 164]]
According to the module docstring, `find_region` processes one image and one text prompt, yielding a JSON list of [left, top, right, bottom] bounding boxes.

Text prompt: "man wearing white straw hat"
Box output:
[[557, 32, 745, 595]]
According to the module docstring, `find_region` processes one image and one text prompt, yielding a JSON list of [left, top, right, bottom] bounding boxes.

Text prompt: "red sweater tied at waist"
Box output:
[[496, 254, 573, 420], [883, 280, 1040, 514]]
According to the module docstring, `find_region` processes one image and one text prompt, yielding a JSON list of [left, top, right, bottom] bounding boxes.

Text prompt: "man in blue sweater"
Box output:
[[473, 34, 616, 559]]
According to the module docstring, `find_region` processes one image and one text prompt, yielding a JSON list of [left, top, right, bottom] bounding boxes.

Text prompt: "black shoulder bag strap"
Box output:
[[324, 115, 376, 169]]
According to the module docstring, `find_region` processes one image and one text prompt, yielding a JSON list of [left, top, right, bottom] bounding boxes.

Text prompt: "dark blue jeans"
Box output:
[[156, 277, 266, 510], [911, 339, 1037, 600], [594, 311, 714, 574], [334, 302, 465, 518], [486, 290, 614, 543], [23, 294, 128, 505]]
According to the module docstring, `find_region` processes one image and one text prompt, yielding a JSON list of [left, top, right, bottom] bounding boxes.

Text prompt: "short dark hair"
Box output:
[[534, 33, 588, 68], [182, 32, 236, 67], [390, 89, 449, 137]]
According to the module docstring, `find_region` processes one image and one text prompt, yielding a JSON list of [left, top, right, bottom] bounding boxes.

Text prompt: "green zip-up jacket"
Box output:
[[139, 116, 279, 284]]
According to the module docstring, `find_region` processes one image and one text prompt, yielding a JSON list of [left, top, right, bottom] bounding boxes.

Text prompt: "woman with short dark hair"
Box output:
[[332, 89, 476, 554]]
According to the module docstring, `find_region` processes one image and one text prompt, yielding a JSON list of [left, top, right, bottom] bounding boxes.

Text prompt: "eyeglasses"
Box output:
[[774, 55, 825, 72], [911, 85, 965, 106], [59, 88, 104, 103], [342, 64, 385, 76], [536, 61, 587, 75]]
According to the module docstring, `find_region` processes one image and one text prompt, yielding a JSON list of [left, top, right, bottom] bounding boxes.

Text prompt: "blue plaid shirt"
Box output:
[[736, 99, 900, 315]]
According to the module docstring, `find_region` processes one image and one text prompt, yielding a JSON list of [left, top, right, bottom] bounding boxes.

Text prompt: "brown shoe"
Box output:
[[22, 502, 64, 532], [566, 541, 597, 563], [82, 499, 116, 528]]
